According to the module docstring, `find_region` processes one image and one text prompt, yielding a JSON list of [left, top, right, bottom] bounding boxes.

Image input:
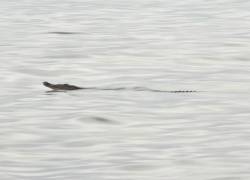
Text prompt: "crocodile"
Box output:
[[43, 81, 197, 93], [43, 81, 83, 90]]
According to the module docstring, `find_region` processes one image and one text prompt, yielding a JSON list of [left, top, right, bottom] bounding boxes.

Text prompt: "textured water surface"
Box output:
[[1, 0, 250, 179]]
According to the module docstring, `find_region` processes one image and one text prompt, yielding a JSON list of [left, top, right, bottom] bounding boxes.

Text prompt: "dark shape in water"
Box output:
[[43, 81, 82, 90], [43, 82, 197, 93], [92, 117, 116, 124]]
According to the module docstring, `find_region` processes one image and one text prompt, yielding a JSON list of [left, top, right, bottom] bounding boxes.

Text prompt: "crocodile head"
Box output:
[[43, 81, 51, 87]]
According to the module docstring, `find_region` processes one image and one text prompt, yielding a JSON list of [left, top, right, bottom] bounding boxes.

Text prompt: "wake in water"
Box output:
[[43, 82, 197, 93]]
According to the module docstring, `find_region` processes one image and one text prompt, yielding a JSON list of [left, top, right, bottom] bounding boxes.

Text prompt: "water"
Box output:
[[1, 0, 250, 179]]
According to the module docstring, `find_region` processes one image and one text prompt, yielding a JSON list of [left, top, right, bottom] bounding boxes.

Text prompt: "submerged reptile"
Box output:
[[43, 81, 83, 90], [43, 81, 196, 93]]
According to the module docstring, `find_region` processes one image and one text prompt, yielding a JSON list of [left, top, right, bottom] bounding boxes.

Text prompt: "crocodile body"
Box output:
[[43, 82, 196, 92], [43, 82, 83, 90]]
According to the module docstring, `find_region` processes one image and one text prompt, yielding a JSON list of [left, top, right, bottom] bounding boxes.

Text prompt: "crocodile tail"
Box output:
[[169, 90, 197, 93]]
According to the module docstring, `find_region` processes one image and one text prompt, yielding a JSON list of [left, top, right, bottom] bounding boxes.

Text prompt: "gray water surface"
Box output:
[[1, 0, 250, 179]]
